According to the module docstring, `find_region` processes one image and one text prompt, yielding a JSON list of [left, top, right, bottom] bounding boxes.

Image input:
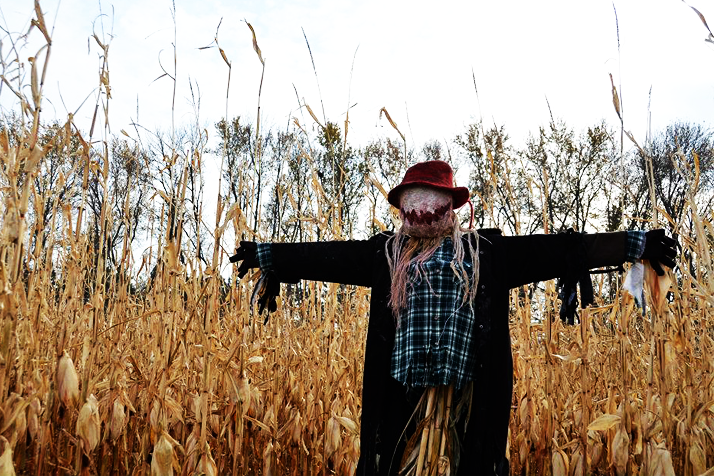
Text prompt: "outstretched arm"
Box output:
[[268, 236, 385, 286], [229, 234, 389, 313], [496, 229, 676, 290]]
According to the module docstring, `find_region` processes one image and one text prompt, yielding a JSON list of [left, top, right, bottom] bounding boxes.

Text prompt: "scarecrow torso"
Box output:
[[390, 234, 496, 389]]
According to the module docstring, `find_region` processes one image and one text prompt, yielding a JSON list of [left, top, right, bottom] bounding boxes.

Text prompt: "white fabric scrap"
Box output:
[[623, 261, 646, 313]]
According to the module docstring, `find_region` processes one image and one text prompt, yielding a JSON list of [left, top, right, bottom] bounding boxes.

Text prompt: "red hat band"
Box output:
[[387, 160, 470, 209]]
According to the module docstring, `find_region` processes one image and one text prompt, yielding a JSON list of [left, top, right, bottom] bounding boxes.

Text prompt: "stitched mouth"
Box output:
[[403, 204, 451, 225]]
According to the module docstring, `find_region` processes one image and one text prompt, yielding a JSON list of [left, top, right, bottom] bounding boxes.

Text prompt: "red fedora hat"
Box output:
[[387, 160, 470, 209]]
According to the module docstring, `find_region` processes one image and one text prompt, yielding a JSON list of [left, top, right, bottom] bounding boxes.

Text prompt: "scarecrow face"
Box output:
[[399, 186, 454, 237]]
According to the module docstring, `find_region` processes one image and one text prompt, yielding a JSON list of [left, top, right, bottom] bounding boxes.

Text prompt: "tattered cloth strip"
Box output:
[[250, 270, 268, 308], [623, 262, 645, 312], [623, 260, 672, 315], [398, 383, 472, 476]]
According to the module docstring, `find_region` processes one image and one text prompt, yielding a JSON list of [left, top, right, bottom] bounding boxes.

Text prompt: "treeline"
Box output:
[[218, 115, 714, 245], [3, 113, 713, 288]]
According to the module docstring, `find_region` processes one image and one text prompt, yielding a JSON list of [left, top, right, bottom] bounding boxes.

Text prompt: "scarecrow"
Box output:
[[230, 160, 676, 475]]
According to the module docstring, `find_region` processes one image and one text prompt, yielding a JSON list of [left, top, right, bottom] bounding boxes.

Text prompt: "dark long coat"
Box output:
[[266, 230, 628, 475]]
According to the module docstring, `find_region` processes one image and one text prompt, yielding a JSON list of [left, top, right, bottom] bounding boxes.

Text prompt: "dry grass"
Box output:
[[1, 3, 713, 476]]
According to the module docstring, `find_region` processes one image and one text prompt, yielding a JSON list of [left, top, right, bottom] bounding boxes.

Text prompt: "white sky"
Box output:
[[2, 0, 713, 151]]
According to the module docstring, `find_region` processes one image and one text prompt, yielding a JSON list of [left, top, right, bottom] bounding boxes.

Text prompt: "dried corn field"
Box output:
[[1, 3, 714, 476]]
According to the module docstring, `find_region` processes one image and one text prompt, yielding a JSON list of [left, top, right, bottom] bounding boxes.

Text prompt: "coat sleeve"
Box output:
[[267, 233, 387, 287], [492, 231, 627, 289]]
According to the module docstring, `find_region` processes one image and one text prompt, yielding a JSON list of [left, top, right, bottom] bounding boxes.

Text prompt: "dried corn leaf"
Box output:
[[696, 465, 714, 476], [245, 21, 264, 65], [612, 426, 629, 476], [551, 449, 568, 476], [587, 413, 621, 432], [199, 444, 218, 476], [246, 355, 264, 365], [304, 102, 324, 130], [552, 353, 581, 364], [644, 260, 672, 314], [334, 415, 358, 434], [379, 107, 402, 139], [325, 416, 341, 457], [684, 3, 713, 36], [27, 398, 40, 442], [609, 73, 622, 121], [649, 443, 675, 476], [263, 440, 275, 476], [690, 437, 706, 476], [0, 436, 14, 476], [0, 395, 28, 436]]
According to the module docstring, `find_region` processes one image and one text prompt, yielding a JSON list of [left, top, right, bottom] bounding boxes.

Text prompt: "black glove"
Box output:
[[641, 229, 677, 276], [256, 272, 279, 315], [229, 241, 279, 316], [558, 277, 578, 325], [229, 241, 259, 279], [558, 271, 594, 326]]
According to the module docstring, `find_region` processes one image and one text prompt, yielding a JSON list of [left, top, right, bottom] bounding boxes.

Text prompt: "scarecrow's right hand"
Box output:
[[641, 229, 677, 276], [230, 241, 279, 317], [229, 241, 259, 279]]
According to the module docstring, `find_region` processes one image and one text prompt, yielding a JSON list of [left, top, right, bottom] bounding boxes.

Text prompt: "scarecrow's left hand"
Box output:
[[641, 229, 677, 276]]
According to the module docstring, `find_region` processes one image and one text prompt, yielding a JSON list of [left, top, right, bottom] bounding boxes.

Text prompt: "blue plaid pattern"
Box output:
[[256, 243, 273, 270], [391, 238, 476, 389], [625, 231, 646, 262]]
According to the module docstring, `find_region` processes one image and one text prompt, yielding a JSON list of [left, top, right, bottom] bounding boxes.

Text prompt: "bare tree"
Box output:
[[628, 122, 714, 229], [456, 123, 534, 235], [215, 117, 253, 217], [314, 122, 366, 239], [523, 120, 616, 234], [363, 138, 410, 235]]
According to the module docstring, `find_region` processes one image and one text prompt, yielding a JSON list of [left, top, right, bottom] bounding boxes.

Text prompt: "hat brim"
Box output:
[[388, 183, 470, 210]]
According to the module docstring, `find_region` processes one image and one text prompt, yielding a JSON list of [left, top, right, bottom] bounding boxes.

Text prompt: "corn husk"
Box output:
[[110, 398, 126, 441], [0, 437, 15, 476], [76, 394, 100, 453], [150, 432, 179, 476], [57, 351, 79, 407]]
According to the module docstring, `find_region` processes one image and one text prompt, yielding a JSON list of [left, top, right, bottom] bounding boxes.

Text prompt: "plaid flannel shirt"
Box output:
[[391, 238, 476, 389], [625, 230, 646, 262], [256, 243, 273, 270]]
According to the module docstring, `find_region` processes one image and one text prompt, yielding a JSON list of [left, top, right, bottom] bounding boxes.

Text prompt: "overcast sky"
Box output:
[[2, 0, 713, 150]]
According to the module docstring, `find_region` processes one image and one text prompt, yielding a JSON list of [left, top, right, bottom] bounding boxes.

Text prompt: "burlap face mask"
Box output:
[[399, 186, 454, 238]]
